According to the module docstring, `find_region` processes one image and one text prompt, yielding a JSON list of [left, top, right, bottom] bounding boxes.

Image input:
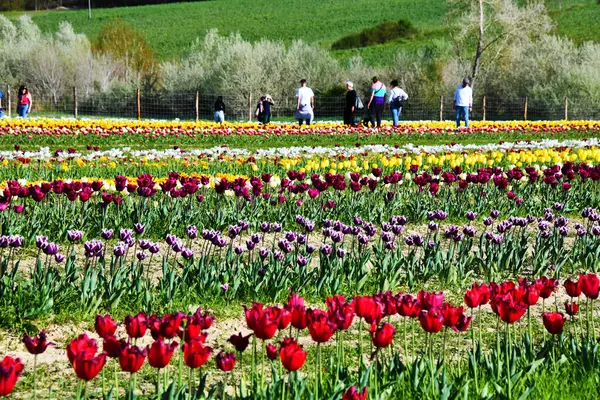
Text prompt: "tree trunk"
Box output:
[[471, 0, 484, 92]]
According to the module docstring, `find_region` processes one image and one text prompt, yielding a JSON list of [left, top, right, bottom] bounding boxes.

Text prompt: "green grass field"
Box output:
[[2, 0, 599, 63]]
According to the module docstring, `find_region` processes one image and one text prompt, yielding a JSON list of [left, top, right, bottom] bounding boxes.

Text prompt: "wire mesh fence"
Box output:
[[1, 87, 599, 122]]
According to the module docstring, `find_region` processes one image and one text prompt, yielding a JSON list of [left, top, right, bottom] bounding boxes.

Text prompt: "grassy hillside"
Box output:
[[2, 0, 598, 64]]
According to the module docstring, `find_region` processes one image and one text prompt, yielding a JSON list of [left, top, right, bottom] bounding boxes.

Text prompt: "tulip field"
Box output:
[[3, 118, 600, 399]]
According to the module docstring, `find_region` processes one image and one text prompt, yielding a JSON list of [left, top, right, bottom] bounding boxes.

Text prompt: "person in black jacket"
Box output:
[[344, 81, 357, 126], [214, 96, 226, 123]]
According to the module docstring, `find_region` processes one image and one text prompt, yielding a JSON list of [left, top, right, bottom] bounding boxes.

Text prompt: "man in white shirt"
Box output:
[[295, 79, 315, 125], [454, 78, 473, 128], [388, 80, 409, 127]]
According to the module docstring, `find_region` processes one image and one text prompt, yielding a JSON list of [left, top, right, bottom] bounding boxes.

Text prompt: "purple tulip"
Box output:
[[272, 223, 282, 233], [36, 236, 48, 249], [246, 240, 256, 251], [297, 234, 307, 245], [296, 255, 308, 266], [101, 229, 113, 240], [0, 236, 9, 248], [139, 239, 151, 250], [55, 253, 65, 263], [259, 247, 270, 258], [43, 242, 59, 256], [136, 251, 147, 261], [149, 242, 160, 254], [165, 234, 178, 246], [259, 222, 271, 233], [358, 234, 370, 245], [305, 244, 315, 254], [182, 248, 194, 259], [119, 229, 134, 241], [353, 216, 363, 226], [490, 209, 500, 219], [133, 223, 145, 234], [67, 230, 84, 242], [465, 211, 477, 221], [172, 240, 184, 253], [336, 248, 346, 258], [186, 225, 198, 239], [113, 242, 127, 257], [285, 231, 297, 242], [320, 244, 332, 256]]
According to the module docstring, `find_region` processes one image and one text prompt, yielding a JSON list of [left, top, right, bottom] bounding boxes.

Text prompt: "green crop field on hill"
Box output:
[[2, 0, 599, 64]]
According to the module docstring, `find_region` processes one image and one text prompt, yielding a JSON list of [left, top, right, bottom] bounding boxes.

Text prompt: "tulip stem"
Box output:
[[188, 366, 193, 399], [101, 362, 105, 397], [505, 323, 511, 400], [442, 326, 448, 364], [114, 358, 119, 400], [528, 306, 533, 355], [157, 368, 161, 398], [403, 316, 408, 362], [33, 354, 37, 400], [358, 319, 363, 376]]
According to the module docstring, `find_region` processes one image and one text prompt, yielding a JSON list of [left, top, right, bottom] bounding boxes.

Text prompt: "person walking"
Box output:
[[17, 86, 32, 118], [454, 78, 473, 128], [256, 94, 274, 124], [343, 81, 358, 126], [0, 90, 4, 118], [214, 96, 226, 124], [367, 77, 386, 128], [295, 79, 314, 126], [388, 80, 408, 127]]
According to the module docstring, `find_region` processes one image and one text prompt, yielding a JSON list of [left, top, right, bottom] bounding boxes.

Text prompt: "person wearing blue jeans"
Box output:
[[453, 78, 472, 128], [388, 80, 408, 126]]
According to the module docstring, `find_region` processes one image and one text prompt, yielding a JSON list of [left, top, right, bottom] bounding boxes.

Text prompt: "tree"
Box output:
[[447, 0, 551, 92], [93, 18, 159, 90]]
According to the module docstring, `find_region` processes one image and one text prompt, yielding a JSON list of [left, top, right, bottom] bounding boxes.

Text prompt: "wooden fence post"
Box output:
[[524, 97, 528, 121], [564, 97, 568, 120], [195, 91, 199, 122], [136, 88, 141, 121], [482, 96, 486, 121], [7, 86, 11, 118], [439, 95, 443, 122], [73, 87, 78, 119], [248, 94, 252, 122]]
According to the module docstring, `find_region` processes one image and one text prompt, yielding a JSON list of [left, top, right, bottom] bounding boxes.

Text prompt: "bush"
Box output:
[[331, 19, 418, 50]]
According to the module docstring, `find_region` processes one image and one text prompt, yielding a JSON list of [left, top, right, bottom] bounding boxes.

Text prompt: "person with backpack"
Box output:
[[0, 90, 4, 118], [256, 94, 274, 124], [367, 76, 386, 128], [388, 80, 408, 126], [343, 81, 359, 126]]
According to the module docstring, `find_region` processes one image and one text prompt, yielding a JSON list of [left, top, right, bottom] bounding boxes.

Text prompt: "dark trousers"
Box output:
[[343, 108, 355, 125], [370, 103, 384, 127]]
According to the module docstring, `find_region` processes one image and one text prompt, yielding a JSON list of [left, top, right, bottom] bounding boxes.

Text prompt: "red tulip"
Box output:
[[73, 352, 106, 381], [418, 309, 444, 333], [103, 335, 126, 358], [227, 332, 252, 352], [124, 313, 148, 339], [464, 283, 491, 308], [370, 322, 394, 348], [441, 303, 463, 329], [0, 356, 24, 397], [147, 339, 179, 369], [183, 338, 213, 369], [454, 313, 473, 332], [279, 338, 307, 371], [523, 287, 540, 307], [353, 296, 383, 324], [397, 294, 420, 318], [23, 330, 55, 355], [159, 313, 186, 339], [417, 290, 444, 311], [266, 344, 278, 360], [285, 294, 307, 330], [564, 276, 582, 298], [66, 334, 98, 365], [565, 300, 579, 316], [95, 314, 118, 339], [326, 295, 355, 330], [306, 309, 337, 343], [342, 386, 368, 400], [275, 307, 292, 330], [542, 312, 566, 335], [119, 344, 147, 373], [581, 274, 600, 300], [216, 351, 236, 372], [496, 298, 527, 324], [537, 277, 558, 299]]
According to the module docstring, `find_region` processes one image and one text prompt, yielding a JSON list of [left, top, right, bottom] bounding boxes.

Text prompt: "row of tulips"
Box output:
[[3, 207, 600, 324], [1, 118, 599, 138], [3, 273, 600, 399], [1, 164, 600, 240]]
